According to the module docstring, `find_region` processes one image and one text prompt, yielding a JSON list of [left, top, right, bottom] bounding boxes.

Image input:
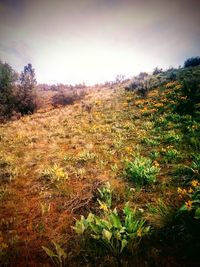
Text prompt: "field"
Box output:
[[0, 68, 200, 266]]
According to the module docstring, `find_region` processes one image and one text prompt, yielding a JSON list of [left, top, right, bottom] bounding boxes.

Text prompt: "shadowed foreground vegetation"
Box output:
[[0, 64, 200, 266]]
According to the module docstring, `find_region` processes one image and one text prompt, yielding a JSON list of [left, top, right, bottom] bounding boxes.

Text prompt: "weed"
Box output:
[[162, 147, 180, 163], [73, 202, 150, 260], [97, 182, 113, 208], [162, 130, 182, 144], [147, 199, 176, 228], [40, 203, 51, 216], [0, 186, 9, 200], [76, 150, 96, 163], [149, 151, 160, 160], [0, 152, 15, 183], [124, 155, 160, 187], [177, 180, 200, 220], [141, 137, 160, 146], [41, 164, 68, 184], [42, 241, 71, 267]]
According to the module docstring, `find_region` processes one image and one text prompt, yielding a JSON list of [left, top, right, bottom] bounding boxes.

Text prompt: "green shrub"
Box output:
[[176, 73, 200, 116], [162, 148, 180, 163], [73, 202, 150, 259], [124, 156, 160, 187], [162, 131, 182, 144], [184, 57, 200, 68]]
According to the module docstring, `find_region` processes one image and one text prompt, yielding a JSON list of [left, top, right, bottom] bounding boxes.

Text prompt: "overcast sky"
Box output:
[[0, 0, 200, 85]]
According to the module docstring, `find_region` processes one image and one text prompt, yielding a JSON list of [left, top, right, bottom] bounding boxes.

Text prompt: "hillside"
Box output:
[[0, 68, 200, 266]]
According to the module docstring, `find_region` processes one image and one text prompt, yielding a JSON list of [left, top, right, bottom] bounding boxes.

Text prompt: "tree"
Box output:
[[0, 60, 18, 119], [184, 57, 200, 68], [17, 63, 37, 114], [153, 67, 163, 75], [138, 72, 148, 80]]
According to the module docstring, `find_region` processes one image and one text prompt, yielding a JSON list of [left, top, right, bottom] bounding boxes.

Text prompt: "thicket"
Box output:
[[0, 61, 37, 121], [52, 88, 86, 107]]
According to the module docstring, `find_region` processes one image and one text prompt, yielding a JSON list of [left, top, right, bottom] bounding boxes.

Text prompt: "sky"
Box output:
[[0, 0, 200, 85]]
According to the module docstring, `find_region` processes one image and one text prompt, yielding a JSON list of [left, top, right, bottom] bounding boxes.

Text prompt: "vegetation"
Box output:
[[0, 59, 200, 266], [184, 56, 200, 68], [0, 61, 37, 121], [124, 155, 160, 187]]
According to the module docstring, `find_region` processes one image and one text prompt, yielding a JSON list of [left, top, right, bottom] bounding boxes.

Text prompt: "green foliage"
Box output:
[[184, 57, 200, 68], [73, 202, 150, 258], [153, 67, 163, 75], [76, 150, 96, 163], [162, 148, 180, 163], [0, 60, 18, 119], [149, 151, 160, 160], [0, 60, 37, 120], [17, 63, 37, 114], [97, 182, 112, 208], [124, 155, 160, 187], [162, 130, 182, 144], [177, 181, 200, 220], [147, 199, 176, 228], [141, 137, 160, 146], [42, 241, 70, 267], [175, 68, 200, 116], [41, 164, 68, 184]]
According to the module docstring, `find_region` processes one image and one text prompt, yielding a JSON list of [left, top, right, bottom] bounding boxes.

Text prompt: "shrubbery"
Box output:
[[52, 89, 86, 107], [0, 61, 37, 121], [124, 155, 160, 187], [184, 57, 200, 68]]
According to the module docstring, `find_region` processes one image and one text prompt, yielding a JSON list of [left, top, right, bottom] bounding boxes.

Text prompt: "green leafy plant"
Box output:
[[97, 182, 112, 208], [147, 199, 176, 228], [42, 242, 70, 267], [162, 148, 180, 163], [149, 151, 160, 160], [73, 202, 150, 260], [76, 150, 96, 163], [41, 164, 68, 183], [177, 180, 200, 220], [124, 155, 160, 187], [162, 131, 182, 144], [141, 137, 159, 146]]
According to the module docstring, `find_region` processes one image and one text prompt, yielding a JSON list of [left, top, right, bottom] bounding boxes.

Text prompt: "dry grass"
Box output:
[[0, 83, 197, 266]]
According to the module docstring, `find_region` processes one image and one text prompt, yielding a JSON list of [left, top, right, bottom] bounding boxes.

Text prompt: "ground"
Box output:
[[0, 83, 199, 266]]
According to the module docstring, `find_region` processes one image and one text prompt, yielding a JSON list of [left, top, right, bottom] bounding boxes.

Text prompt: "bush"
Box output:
[[184, 57, 200, 68], [124, 155, 160, 187], [17, 63, 37, 114], [176, 75, 200, 116], [0, 61, 37, 120], [125, 80, 149, 97], [74, 201, 150, 260], [52, 89, 85, 107], [153, 67, 163, 75]]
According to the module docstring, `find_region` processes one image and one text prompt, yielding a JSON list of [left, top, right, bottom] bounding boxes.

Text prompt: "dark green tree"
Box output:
[[184, 57, 200, 68], [0, 60, 18, 119], [17, 63, 37, 114]]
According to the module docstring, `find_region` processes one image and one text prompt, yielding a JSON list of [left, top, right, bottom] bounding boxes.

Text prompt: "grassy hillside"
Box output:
[[0, 67, 200, 266]]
